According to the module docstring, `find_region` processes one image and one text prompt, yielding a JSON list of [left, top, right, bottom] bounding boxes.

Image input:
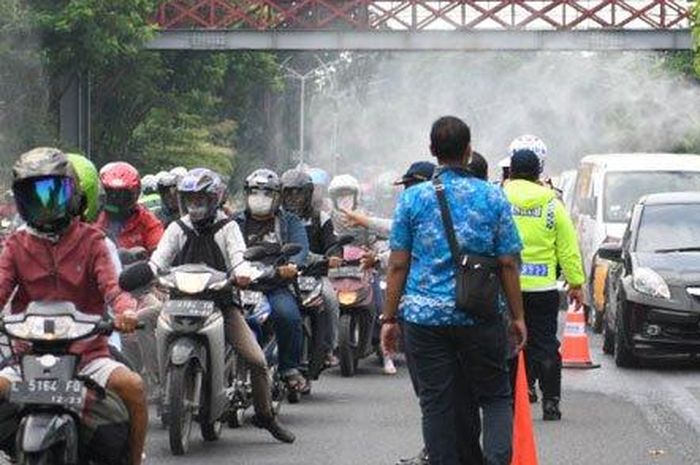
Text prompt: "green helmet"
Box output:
[[67, 153, 99, 223]]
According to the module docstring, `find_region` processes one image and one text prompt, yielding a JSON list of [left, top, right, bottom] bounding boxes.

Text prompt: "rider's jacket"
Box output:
[[0, 220, 136, 364], [234, 209, 309, 267], [150, 210, 246, 274], [503, 179, 585, 291], [302, 211, 338, 258], [96, 205, 164, 253]]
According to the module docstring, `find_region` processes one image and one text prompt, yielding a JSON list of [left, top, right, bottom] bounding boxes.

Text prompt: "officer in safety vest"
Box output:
[[503, 135, 584, 422]]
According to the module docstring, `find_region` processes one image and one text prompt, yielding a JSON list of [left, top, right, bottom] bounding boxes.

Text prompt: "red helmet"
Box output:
[[100, 162, 140, 216]]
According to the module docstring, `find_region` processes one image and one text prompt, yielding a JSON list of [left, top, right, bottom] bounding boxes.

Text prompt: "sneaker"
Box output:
[[285, 372, 310, 394], [252, 414, 296, 443], [383, 357, 397, 375], [542, 398, 562, 421], [396, 447, 429, 465]]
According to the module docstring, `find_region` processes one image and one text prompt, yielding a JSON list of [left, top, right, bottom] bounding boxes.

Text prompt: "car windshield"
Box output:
[[636, 204, 700, 252], [604, 171, 700, 223]]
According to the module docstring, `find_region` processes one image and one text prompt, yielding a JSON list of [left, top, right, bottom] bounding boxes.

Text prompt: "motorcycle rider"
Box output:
[[281, 168, 343, 367], [148, 168, 295, 443], [139, 174, 161, 213], [308, 167, 333, 213], [328, 174, 394, 374], [234, 169, 310, 394], [96, 161, 164, 253], [156, 169, 183, 227], [503, 135, 584, 421], [0, 147, 147, 465], [96, 162, 164, 400]]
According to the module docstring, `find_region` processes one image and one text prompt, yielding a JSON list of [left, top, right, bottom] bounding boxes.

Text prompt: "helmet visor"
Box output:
[[13, 176, 74, 227], [104, 189, 138, 214], [159, 185, 179, 212], [282, 187, 309, 216]]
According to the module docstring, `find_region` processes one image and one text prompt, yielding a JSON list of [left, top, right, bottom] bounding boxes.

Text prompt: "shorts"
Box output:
[[0, 357, 126, 388]]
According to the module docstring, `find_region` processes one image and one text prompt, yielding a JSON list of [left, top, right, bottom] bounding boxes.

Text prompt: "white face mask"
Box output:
[[247, 193, 275, 216], [336, 194, 355, 211]]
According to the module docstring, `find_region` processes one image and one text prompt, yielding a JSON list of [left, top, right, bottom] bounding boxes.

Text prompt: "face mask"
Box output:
[[336, 195, 355, 211], [248, 194, 275, 216]]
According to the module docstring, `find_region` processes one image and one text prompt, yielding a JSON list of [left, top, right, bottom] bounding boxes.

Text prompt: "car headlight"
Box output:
[[633, 267, 671, 300]]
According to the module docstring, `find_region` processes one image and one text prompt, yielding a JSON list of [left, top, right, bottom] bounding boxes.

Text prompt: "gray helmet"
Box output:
[[141, 174, 158, 195], [12, 147, 77, 233], [13, 147, 74, 181], [281, 169, 313, 217], [178, 168, 224, 225], [244, 168, 281, 193]]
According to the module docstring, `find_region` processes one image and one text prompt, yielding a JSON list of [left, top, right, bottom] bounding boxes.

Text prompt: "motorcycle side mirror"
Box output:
[[282, 243, 302, 258], [244, 244, 276, 262], [325, 234, 354, 257], [119, 262, 155, 292]]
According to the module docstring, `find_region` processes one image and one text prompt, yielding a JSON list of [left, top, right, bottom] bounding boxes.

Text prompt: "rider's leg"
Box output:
[[265, 288, 303, 378], [106, 366, 147, 465], [224, 308, 295, 443], [321, 277, 339, 354]]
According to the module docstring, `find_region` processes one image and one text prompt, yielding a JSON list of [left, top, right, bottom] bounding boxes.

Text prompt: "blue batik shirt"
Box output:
[[390, 168, 522, 326]]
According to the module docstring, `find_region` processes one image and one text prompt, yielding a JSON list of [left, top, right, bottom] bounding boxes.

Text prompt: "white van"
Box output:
[[570, 153, 700, 328]]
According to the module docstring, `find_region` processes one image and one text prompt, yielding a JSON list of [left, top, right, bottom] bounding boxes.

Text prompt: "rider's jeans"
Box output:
[[224, 309, 273, 418], [265, 288, 303, 377], [321, 278, 340, 351]]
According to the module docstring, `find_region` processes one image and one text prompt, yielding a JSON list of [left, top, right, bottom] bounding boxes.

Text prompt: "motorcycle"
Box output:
[[151, 263, 236, 455], [0, 302, 136, 465], [294, 235, 354, 382], [239, 243, 303, 404], [330, 245, 378, 377]]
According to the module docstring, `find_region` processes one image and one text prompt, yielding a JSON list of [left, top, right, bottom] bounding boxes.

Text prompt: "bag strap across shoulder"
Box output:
[[433, 177, 464, 268]]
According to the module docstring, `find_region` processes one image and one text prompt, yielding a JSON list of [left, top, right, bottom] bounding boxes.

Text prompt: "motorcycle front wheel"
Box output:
[[338, 313, 358, 377], [168, 364, 196, 455]]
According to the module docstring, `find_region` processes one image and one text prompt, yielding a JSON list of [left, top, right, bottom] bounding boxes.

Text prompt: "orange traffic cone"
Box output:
[[560, 305, 601, 369], [511, 351, 538, 465]]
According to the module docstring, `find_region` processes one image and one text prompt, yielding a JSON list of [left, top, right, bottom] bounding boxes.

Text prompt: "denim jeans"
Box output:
[[321, 277, 340, 351], [265, 287, 303, 376], [404, 320, 513, 465]]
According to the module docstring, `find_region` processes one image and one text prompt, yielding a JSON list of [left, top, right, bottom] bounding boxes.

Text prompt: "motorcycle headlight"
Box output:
[[633, 267, 671, 300], [338, 291, 358, 306], [175, 272, 211, 294]]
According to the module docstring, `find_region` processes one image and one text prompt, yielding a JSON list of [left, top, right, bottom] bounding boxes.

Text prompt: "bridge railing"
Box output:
[[155, 0, 692, 31]]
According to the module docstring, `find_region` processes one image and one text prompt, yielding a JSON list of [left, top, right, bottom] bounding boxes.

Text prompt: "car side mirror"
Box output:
[[579, 197, 597, 216], [597, 242, 622, 262]]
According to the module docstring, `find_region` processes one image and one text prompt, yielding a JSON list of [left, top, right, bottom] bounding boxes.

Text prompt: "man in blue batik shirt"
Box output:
[[381, 116, 527, 465]]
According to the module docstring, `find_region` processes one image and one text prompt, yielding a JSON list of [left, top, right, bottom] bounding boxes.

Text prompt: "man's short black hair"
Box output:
[[430, 116, 471, 162], [467, 151, 488, 181]]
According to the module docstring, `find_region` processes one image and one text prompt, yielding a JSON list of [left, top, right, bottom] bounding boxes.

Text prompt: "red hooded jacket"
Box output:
[[96, 204, 163, 253], [0, 221, 136, 365]]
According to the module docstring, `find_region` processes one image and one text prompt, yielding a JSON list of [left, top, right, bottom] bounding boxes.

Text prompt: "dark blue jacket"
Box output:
[[233, 209, 309, 266]]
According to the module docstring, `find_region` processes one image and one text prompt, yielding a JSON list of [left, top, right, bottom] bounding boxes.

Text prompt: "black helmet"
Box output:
[[157, 171, 182, 215], [281, 169, 314, 217], [244, 169, 281, 217], [12, 147, 77, 234], [178, 168, 225, 227]]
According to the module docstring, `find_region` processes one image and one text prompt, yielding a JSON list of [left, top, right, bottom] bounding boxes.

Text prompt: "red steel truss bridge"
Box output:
[[150, 0, 693, 50]]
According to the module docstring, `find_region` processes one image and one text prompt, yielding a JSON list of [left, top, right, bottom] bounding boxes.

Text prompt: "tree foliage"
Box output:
[[1, 0, 288, 185]]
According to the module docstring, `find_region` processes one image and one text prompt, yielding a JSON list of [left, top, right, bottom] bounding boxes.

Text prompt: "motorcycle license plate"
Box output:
[[328, 266, 364, 279], [10, 379, 85, 407], [165, 300, 215, 317], [298, 277, 317, 292]]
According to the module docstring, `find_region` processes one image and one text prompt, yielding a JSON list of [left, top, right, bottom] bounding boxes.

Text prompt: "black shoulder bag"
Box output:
[[433, 176, 501, 321]]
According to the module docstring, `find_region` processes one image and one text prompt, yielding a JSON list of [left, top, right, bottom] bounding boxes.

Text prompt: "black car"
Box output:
[[598, 192, 700, 367]]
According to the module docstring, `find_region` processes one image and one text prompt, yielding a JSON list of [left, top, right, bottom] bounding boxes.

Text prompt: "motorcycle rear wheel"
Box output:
[[168, 364, 195, 455]]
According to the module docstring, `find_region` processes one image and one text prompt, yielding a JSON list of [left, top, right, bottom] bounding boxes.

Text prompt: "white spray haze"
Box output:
[[307, 52, 700, 178]]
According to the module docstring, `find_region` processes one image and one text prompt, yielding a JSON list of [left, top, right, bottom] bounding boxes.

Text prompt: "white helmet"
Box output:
[[170, 166, 188, 178], [141, 174, 158, 194], [508, 134, 548, 173], [329, 174, 361, 211]]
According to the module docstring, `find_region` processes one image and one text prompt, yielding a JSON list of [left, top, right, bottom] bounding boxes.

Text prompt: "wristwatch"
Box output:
[[379, 314, 398, 325]]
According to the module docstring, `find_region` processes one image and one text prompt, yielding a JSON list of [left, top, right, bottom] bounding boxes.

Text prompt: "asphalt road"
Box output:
[[144, 327, 700, 465]]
